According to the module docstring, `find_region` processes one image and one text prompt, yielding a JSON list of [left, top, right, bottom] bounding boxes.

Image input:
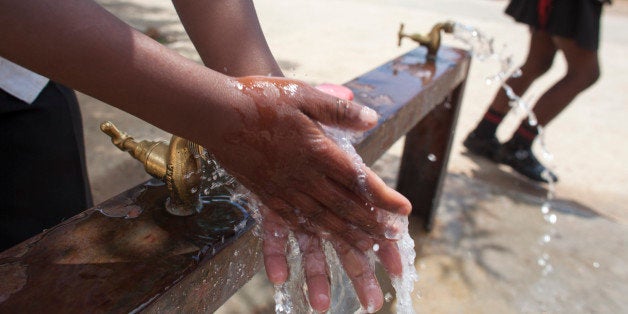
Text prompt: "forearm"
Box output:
[[172, 0, 283, 77], [0, 0, 238, 146]]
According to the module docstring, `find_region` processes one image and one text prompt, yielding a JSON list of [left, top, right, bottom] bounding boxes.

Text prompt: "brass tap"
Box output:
[[397, 21, 455, 57], [100, 121, 205, 216]]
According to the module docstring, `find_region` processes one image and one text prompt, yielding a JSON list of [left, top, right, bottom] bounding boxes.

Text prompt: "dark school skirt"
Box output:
[[505, 0, 605, 51], [0, 82, 93, 250]]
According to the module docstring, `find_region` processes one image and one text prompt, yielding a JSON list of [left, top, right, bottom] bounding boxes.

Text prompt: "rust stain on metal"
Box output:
[[0, 185, 253, 313]]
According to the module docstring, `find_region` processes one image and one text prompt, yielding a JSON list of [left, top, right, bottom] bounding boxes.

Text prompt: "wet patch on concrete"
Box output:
[[414, 173, 627, 313]]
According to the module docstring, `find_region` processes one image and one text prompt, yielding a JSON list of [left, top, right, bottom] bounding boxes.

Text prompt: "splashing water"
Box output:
[[390, 217, 419, 314], [323, 127, 369, 197], [267, 127, 417, 313], [274, 236, 302, 314], [451, 23, 495, 62], [452, 22, 558, 275], [192, 124, 417, 313], [327, 127, 418, 313]]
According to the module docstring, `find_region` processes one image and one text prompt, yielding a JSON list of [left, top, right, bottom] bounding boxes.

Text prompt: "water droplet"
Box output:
[[541, 203, 550, 214], [542, 234, 551, 243], [384, 228, 401, 240], [372, 244, 380, 252], [593, 262, 600, 269], [414, 291, 422, 301], [545, 214, 557, 224], [366, 300, 377, 313], [384, 292, 393, 303], [190, 187, 198, 194], [542, 150, 554, 162], [282, 83, 298, 96], [427, 154, 437, 162]]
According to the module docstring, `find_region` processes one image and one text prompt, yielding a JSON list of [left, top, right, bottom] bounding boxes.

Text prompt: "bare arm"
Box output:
[[172, 0, 283, 76], [172, 2, 408, 311], [0, 2, 411, 311], [0, 0, 236, 145]]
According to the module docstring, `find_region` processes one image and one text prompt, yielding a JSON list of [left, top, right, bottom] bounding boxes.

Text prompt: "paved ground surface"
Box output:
[[82, 0, 628, 312]]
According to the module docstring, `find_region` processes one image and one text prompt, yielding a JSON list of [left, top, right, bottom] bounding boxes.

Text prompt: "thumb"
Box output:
[[301, 87, 379, 131]]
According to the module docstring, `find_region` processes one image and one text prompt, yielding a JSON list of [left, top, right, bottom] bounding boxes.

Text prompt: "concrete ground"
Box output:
[[83, 0, 628, 312]]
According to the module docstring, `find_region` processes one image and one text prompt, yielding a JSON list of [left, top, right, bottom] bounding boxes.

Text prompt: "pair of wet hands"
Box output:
[[208, 76, 412, 312]]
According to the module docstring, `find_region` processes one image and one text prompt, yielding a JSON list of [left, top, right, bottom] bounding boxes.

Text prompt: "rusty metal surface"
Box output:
[[397, 79, 468, 230], [350, 47, 470, 165], [0, 184, 254, 313], [144, 227, 263, 313], [0, 46, 470, 312]]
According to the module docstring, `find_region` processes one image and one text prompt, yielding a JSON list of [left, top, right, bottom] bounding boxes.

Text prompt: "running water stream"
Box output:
[[269, 128, 418, 314], [196, 127, 418, 314], [452, 22, 558, 276]]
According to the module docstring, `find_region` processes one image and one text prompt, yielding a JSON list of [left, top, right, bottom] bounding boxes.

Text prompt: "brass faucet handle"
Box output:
[[397, 21, 456, 57], [396, 22, 431, 48], [397, 23, 406, 47], [100, 121, 134, 151], [100, 121, 168, 178], [100, 121, 203, 216]]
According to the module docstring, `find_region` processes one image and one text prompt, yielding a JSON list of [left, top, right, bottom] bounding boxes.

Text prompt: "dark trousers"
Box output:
[[0, 82, 92, 251]]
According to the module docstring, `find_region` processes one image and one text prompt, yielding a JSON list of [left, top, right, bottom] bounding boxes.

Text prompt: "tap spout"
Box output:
[[101, 121, 204, 216], [398, 21, 455, 57]]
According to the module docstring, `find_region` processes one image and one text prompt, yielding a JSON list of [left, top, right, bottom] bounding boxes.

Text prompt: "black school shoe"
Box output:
[[463, 131, 502, 161], [498, 140, 558, 183], [464, 131, 558, 183]]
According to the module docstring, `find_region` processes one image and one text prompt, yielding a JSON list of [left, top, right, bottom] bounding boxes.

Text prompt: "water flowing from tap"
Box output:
[[452, 22, 557, 276], [193, 125, 416, 313]]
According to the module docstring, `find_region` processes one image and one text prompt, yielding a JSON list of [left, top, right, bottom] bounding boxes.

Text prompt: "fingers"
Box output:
[[307, 145, 411, 217], [309, 176, 391, 238], [332, 240, 383, 312], [261, 163, 407, 246], [305, 163, 411, 240], [286, 189, 375, 252], [262, 201, 401, 313], [374, 240, 403, 277], [299, 86, 379, 131], [362, 167, 412, 216], [262, 210, 290, 284], [296, 232, 331, 312], [236, 76, 377, 131]]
